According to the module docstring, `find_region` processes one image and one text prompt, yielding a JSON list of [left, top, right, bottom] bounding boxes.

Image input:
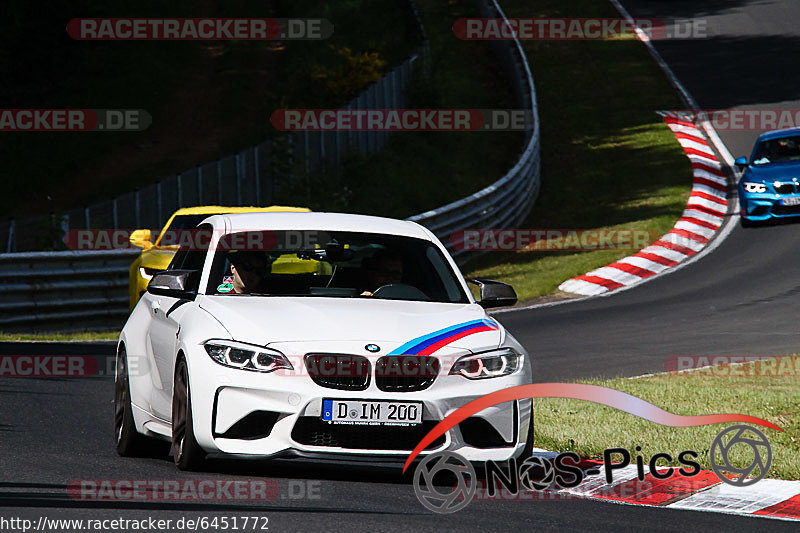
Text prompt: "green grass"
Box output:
[[533, 356, 800, 480], [464, 0, 692, 302], [0, 331, 119, 342]]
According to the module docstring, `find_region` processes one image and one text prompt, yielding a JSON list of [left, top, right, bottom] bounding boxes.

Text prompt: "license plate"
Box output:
[[322, 399, 422, 426], [781, 197, 800, 206]]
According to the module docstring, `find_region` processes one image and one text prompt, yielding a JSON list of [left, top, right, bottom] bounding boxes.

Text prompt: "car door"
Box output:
[[146, 229, 210, 420]]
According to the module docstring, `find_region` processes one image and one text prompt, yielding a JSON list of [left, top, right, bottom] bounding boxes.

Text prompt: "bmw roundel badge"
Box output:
[[365, 343, 380, 353]]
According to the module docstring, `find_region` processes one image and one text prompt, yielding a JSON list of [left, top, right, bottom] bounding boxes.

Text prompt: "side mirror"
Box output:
[[147, 269, 198, 300], [468, 278, 517, 309], [734, 156, 748, 168], [130, 229, 153, 250]]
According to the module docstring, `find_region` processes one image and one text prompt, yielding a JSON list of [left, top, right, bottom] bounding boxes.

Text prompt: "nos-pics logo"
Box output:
[[413, 424, 772, 513]]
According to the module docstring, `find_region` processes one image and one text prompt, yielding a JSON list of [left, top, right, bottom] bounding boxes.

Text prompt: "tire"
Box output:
[[740, 215, 756, 228], [172, 357, 206, 471], [115, 346, 165, 457], [518, 406, 535, 460]]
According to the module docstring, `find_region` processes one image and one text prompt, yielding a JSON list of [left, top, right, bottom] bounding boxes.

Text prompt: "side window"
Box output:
[[166, 223, 212, 291]]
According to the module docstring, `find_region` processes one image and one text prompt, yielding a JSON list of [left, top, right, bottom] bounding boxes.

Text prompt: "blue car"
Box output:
[[737, 127, 800, 224]]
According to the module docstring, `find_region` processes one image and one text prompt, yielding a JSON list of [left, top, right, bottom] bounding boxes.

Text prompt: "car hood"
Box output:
[[139, 247, 178, 269], [198, 296, 503, 351], [744, 162, 800, 182]]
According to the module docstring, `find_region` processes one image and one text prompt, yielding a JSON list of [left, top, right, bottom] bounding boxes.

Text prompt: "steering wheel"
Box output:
[[371, 283, 430, 301]]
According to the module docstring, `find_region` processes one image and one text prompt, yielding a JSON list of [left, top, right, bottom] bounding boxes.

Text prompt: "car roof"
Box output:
[[171, 205, 310, 216], [201, 212, 432, 240], [757, 127, 800, 141]]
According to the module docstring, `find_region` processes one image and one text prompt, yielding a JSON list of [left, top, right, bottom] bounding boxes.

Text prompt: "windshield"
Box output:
[[752, 135, 800, 165], [156, 214, 218, 246], [206, 230, 469, 303]]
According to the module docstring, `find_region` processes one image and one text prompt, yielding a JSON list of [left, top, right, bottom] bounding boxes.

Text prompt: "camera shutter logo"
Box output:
[[413, 451, 476, 513], [710, 424, 772, 487], [519, 456, 555, 492]]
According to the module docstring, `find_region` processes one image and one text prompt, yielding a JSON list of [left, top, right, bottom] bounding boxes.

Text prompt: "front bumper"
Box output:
[[186, 346, 532, 463], [740, 191, 800, 220]]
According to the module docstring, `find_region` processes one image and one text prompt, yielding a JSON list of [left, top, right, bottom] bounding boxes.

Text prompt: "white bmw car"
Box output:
[[116, 212, 532, 470]]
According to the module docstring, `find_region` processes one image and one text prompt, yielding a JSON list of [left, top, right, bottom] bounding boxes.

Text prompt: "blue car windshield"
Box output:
[[752, 135, 800, 165]]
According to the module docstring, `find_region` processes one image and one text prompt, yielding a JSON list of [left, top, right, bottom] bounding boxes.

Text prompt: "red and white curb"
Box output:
[[531, 450, 800, 521], [558, 114, 728, 296]]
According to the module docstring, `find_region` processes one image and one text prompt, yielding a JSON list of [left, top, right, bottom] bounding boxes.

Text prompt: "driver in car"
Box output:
[[229, 251, 270, 294], [360, 250, 404, 297]]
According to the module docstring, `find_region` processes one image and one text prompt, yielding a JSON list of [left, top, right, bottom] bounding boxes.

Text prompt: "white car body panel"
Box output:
[[119, 212, 532, 464]]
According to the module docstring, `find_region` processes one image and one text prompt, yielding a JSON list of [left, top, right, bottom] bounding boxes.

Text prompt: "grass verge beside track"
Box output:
[[465, 0, 692, 302], [533, 355, 800, 480], [0, 331, 119, 342]]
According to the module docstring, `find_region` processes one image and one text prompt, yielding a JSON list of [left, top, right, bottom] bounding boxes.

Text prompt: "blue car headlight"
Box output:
[[203, 339, 293, 373], [743, 182, 767, 193], [449, 348, 521, 379]]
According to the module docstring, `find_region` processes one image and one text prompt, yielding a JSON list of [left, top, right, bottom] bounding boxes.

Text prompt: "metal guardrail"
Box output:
[[0, 0, 539, 332], [0, 250, 137, 331], [408, 0, 541, 262]]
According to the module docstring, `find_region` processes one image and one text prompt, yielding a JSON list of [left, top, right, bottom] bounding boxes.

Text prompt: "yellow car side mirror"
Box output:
[[130, 229, 153, 250]]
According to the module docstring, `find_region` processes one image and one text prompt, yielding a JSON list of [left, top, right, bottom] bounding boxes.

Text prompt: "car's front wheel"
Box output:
[[172, 357, 206, 470], [115, 346, 164, 456]]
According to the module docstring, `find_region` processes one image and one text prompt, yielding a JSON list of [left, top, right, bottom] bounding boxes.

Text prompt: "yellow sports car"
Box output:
[[128, 205, 310, 310]]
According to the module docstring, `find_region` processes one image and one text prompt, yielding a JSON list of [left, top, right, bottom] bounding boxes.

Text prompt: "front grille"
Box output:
[[291, 417, 445, 450], [774, 183, 797, 194], [305, 354, 371, 391], [772, 204, 800, 216], [375, 356, 440, 392]]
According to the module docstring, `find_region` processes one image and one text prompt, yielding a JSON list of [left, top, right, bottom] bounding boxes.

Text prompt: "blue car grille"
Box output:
[[774, 182, 797, 195]]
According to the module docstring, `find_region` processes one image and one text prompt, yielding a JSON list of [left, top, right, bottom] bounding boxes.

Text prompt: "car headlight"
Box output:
[[139, 267, 161, 281], [449, 348, 521, 379], [203, 340, 293, 373], [743, 182, 767, 193]]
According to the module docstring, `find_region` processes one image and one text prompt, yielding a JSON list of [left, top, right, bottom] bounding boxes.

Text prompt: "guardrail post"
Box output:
[[157, 182, 163, 225], [84, 207, 90, 230], [303, 132, 310, 176], [254, 146, 261, 204], [216, 160, 223, 204], [197, 166, 203, 205], [236, 153, 243, 206], [177, 173, 183, 208], [6, 218, 14, 253], [113, 198, 119, 229], [135, 189, 141, 228]]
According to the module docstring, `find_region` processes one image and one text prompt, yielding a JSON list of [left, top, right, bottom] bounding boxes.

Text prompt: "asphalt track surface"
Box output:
[[2, 1, 799, 531]]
